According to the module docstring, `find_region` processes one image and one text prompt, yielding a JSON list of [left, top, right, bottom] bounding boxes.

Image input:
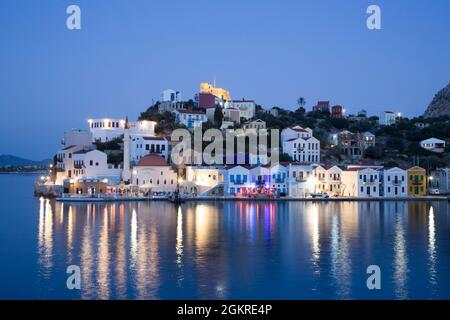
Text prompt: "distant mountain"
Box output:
[[424, 82, 450, 118], [0, 155, 51, 168]]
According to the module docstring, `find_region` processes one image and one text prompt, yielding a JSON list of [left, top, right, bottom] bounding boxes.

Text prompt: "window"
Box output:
[[90, 160, 93, 166]]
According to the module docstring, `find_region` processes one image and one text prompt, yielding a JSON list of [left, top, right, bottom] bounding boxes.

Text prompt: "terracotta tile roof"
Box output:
[[291, 126, 307, 132], [136, 154, 169, 167]]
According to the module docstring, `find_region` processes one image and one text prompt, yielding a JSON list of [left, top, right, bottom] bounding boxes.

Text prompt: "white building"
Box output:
[[383, 167, 407, 197], [420, 138, 446, 153], [87, 118, 156, 142], [225, 165, 250, 195], [159, 89, 184, 113], [231, 99, 255, 120], [131, 136, 169, 163], [88, 118, 125, 142], [268, 164, 288, 195], [379, 111, 397, 126], [183, 166, 225, 196], [430, 168, 450, 194], [286, 163, 315, 197], [161, 89, 181, 102], [56, 146, 120, 185], [72, 149, 121, 184], [132, 154, 177, 193], [281, 126, 313, 141], [222, 107, 241, 124], [61, 129, 93, 148], [341, 167, 381, 198], [173, 109, 207, 129], [56, 145, 89, 184], [363, 132, 376, 147], [265, 107, 279, 117], [312, 165, 343, 196], [243, 119, 266, 131], [282, 126, 320, 163]]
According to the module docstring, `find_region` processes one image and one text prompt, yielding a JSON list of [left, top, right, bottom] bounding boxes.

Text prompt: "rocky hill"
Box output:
[[424, 82, 450, 118]]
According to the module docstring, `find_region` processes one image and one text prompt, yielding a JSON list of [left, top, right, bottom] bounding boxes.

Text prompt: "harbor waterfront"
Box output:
[[1, 173, 450, 299]]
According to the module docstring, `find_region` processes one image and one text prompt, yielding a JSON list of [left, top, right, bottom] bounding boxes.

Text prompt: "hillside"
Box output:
[[0, 154, 51, 168], [424, 82, 450, 118]]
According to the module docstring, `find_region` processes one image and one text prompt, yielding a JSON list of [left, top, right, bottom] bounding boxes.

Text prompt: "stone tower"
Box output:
[[122, 116, 132, 183]]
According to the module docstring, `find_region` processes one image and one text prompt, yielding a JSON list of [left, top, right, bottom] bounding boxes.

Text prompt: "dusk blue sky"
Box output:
[[1, 0, 449, 159]]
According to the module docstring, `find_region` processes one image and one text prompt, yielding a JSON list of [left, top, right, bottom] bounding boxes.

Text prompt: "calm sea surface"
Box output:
[[0, 173, 449, 299]]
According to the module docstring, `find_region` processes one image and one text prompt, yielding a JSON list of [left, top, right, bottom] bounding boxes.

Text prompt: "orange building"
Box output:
[[407, 166, 427, 196]]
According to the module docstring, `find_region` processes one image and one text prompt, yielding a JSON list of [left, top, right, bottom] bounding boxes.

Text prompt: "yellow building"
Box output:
[[407, 166, 427, 196], [200, 82, 231, 101]]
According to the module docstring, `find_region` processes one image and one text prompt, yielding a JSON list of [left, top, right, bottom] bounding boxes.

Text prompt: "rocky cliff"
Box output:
[[424, 82, 450, 118]]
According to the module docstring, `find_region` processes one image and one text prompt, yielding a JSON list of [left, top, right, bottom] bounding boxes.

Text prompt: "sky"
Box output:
[[0, 0, 449, 160]]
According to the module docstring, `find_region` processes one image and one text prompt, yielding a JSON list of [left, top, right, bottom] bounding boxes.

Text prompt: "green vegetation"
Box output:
[[139, 105, 185, 134], [94, 137, 122, 151]]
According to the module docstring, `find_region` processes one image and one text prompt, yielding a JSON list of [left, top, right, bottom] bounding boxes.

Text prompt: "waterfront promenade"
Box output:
[[55, 194, 450, 203]]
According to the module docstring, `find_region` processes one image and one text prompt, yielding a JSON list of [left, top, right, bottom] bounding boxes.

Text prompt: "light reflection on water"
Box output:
[[34, 199, 450, 299]]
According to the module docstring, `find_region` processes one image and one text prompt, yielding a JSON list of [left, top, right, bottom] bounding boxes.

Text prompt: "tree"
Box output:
[[297, 97, 306, 110], [214, 106, 223, 126], [364, 145, 384, 159]]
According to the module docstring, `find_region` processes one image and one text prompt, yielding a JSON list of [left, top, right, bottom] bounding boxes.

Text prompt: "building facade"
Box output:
[[341, 167, 381, 198], [407, 166, 427, 196], [132, 154, 177, 193], [331, 105, 343, 118], [130, 136, 169, 163], [379, 111, 396, 126], [382, 167, 407, 197], [61, 129, 93, 148], [420, 138, 446, 153], [312, 165, 343, 196], [282, 126, 320, 164], [174, 109, 208, 129], [87, 118, 156, 142], [430, 168, 450, 194], [230, 99, 255, 120]]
